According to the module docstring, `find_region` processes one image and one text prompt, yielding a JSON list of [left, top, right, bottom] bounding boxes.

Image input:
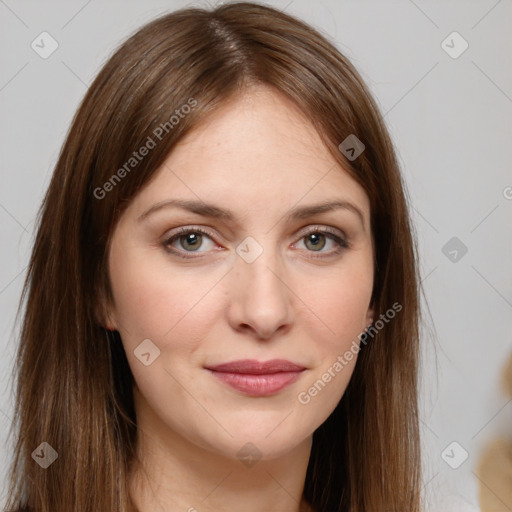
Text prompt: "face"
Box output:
[[105, 86, 374, 462]]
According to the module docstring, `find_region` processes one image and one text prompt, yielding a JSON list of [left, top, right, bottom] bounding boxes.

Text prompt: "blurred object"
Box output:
[[477, 352, 512, 512]]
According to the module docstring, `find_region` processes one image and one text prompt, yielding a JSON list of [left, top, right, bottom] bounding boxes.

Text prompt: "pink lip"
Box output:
[[205, 359, 306, 396]]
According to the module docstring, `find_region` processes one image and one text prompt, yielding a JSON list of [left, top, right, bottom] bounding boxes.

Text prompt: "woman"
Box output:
[[5, 2, 423, 511]]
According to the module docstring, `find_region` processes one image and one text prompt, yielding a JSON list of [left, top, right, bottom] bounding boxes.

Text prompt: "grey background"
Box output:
[[1, 0, 511, 510]]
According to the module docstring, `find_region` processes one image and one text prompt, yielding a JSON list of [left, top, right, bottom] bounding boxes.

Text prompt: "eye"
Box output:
[[293, 226, 349, 258], [162, 225, 350, 260], [163, 227, 217, 258]]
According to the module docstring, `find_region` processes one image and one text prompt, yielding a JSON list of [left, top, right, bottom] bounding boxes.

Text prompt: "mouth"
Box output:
[[204, 359, 306, 396]]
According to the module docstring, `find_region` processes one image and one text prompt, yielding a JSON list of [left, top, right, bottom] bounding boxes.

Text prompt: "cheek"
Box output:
[[294, 270, 372, 415], [108, 246, 205, 346], [298, 264, 373, 347]]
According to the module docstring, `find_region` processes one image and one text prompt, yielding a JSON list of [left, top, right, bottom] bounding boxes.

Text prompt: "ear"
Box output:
[[103, 309, 118, 331], [94, 292, 118, 331], [364, 305, 374, 330]]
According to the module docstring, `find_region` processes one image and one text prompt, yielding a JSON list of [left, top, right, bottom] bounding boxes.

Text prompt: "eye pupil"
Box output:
[[305, 233, 326, 251], [181, 233, 202, 251]]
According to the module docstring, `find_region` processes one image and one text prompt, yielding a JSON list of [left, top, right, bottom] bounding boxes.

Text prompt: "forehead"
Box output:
[[125, 86, 371, 228], [174, 86, 332, 169]]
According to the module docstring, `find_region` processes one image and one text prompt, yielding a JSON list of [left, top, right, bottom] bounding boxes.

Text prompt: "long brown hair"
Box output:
[[4, 2, 423, 511]]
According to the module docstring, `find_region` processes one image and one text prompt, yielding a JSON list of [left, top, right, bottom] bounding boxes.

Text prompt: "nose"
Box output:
[[227, 245, 293, 340]]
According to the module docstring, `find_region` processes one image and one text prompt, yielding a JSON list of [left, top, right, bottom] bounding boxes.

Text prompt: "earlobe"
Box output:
[[365, 307, 374, 329], [103, 310, 118, 331], [94, 296, 118, 331]]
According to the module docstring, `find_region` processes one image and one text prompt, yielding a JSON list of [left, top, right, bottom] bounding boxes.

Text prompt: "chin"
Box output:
[[193, 425, 310, 463]]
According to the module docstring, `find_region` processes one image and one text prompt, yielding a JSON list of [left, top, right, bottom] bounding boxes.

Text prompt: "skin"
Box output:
[[104, 85, 375, 512]]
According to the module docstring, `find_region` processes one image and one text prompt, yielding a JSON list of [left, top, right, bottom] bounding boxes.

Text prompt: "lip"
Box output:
[[205, 359, 306, 396]]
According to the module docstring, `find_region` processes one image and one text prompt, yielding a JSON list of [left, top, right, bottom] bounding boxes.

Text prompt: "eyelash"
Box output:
[[162, 226, 350, 260]]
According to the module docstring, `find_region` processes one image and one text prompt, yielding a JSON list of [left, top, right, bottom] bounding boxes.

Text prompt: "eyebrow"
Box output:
[[137, 198, 366, 228]]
